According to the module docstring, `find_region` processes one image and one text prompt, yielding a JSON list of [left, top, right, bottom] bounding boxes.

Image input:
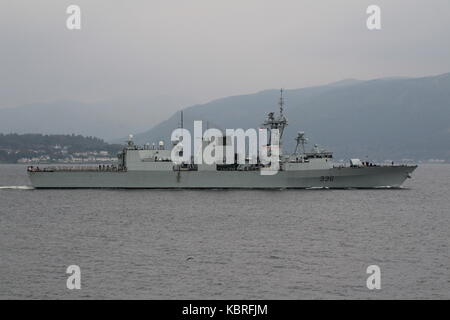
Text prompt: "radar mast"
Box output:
[[294, 132, 308, 154], [262, 89, 288, 153]]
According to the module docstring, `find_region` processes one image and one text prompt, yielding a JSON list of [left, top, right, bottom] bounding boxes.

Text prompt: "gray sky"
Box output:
[[1, 0, 449, 110]]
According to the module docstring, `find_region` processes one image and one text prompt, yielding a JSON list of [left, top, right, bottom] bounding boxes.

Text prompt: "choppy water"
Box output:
[[0, 164, 449, 299]]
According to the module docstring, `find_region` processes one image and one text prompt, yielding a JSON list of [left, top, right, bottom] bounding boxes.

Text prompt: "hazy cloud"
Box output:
[[1, 0, 449, 109]]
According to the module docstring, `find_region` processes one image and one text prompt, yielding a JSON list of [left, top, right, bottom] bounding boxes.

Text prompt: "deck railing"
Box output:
[[27, 165, 123, 172]]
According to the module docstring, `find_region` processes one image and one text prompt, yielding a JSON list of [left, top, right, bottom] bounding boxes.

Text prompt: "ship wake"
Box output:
[[0, 186, 34, 190]]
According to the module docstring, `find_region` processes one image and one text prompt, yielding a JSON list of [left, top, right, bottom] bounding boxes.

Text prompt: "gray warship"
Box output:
[[27, 91, 417, 189]]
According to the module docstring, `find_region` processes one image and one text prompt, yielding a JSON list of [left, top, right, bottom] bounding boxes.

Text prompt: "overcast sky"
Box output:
[[1, 0, 449, 110]]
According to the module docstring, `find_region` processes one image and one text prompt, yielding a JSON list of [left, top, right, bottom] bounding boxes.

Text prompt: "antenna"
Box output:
[[180, 110, 184, 129], [261, 88, 288, 154], [278, 88, 284, 117]]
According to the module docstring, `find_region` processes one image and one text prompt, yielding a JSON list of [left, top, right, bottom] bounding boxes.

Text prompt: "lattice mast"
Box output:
[[262, 89, 288, 154]]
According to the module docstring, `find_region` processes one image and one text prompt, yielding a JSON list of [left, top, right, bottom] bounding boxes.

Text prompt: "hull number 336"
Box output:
[[320, 176, 335, 182]]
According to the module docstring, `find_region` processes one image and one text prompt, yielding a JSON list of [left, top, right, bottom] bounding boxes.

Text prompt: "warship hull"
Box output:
[[28, 165, 417, 189]]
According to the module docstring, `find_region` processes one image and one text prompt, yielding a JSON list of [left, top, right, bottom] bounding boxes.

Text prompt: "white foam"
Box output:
[[0, 186, 34, 190]]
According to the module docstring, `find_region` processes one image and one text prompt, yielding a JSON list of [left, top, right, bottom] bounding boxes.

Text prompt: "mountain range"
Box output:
[[1, 73, 449, 161], [0, 95, 195, 141], [133, 73, 450, 161]]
